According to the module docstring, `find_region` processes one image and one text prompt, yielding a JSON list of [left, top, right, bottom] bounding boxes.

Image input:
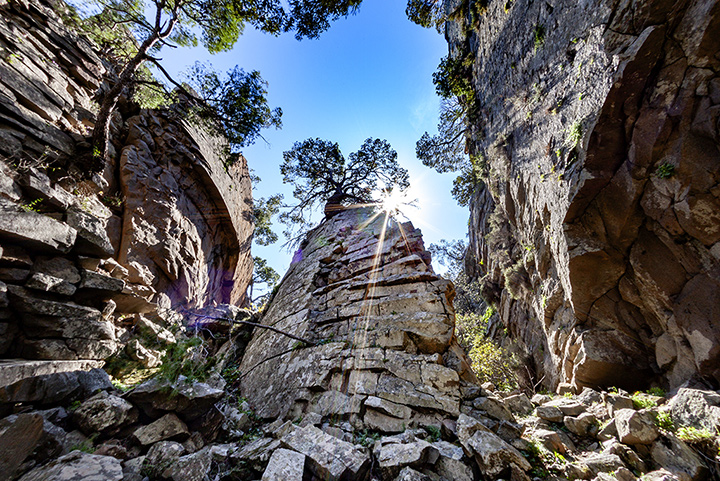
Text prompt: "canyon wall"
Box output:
[[453, 0, 720, 391], [0, 0, 253, 389]]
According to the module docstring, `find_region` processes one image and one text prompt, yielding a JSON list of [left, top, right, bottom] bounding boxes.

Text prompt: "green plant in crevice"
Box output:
[[21, 198, 43, 213], [157, 336, 217, 383], [533, 24, 546, 52], [423, 425, 441, 442], [656, 162, 676, 179], [566, 121, 583, 149], [655, 411, 674, 431], [676, 426, 716, 444], [631, 391, 657, 410]]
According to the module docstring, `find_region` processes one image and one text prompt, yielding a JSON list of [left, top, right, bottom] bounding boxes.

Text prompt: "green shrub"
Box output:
[[656, 162, 676, 179], [631, 391, 657, 410], [655, 411, 674, 431], [676, 426, 715, 444], [158, 336, 216, 383]]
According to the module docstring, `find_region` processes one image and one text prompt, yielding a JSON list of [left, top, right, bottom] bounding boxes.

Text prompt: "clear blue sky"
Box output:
[[157, 0, 468, 280]]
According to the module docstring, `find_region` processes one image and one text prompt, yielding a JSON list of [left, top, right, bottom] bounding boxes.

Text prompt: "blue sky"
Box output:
[[157, 0, 468, 280]]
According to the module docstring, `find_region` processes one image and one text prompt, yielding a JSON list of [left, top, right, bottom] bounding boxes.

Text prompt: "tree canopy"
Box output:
[[279, 137, 409, 241]]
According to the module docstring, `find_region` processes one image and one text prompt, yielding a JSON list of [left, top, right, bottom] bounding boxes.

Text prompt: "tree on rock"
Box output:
[[279, 137, 409, 240], [86, 0, 370, 171]]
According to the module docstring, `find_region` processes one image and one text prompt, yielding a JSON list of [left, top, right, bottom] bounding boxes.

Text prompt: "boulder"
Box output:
[[535, 404, 564, 422], [615, 408, 659, 445], [472, 396, 515, 421], [503, 393, 534, 414], [580, 452, 626, 477], [669, 388, 720, 431], [72, 391, 138, 436], [79, 268, 125, 292], [126, 339, 163, 368], [229, 437, 281, 473], [375, 438, 440, 479], [564, 412, 598, 436], [32, 256, 80, 283], [0, 366, 110, 405], [132, 413, 189, 446], [0, 198, 76, 253], [161, 447, 212, 481], [432, 440, 473, 481], [127, 377, 224, 420], [25, 272, 76, 295], [261, 448, 306, 481], [0, 413, 51, 480], [65, 208, 114, 257], [651, 434, 709, 481], [280, 425, 370, 481], [17, 451, 122, 481], [394, 467, 434, 481], [463, 429, 531, 476]]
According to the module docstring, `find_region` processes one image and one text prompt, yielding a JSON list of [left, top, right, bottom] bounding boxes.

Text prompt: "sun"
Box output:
[[379, 188, 416, 216]]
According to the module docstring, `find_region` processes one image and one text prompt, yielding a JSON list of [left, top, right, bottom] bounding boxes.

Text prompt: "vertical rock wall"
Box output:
[[453, 0, 720, 390], [240, 207, 477, 430], [0, 0, 253, 387]]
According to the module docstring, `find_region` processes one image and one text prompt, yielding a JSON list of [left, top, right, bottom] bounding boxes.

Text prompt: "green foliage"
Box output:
[[405, 0, 444, 31], [428, 239, 484, 313], [252, 194, 283, 246], [423, 425, 441, 442], [631, 391, 657, 410], [186, 62, 282, 157], [433, 54, 475, 101], [355, 429, 382, 447], [451, 154, 486, 207], [457, 307, 519, 390], [676, 426, 715, 443], [655, 411, 674, 431], [503, 261, 529, 300], [647, 387, 666, 397], [249, 256, 280, 307], [279, 137, 409, 241], [533, 24, 546, 51], [21, 198, 43, 213], [158, 336, 216, 383], [70, 434, 97, 454], [566, 121, 583, 148], [656, 162, 676, 179]]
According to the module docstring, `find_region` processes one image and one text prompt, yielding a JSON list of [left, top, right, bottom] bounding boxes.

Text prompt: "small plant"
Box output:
[[21, 198, 43, 213], [566, 121, 583, 148], [647, 387, 665, 397], [423, 425, 441, 442], [631, 391, 657, 410], [676, 426, 715, 444], [656, 162, 676, 179], [533, 25, 546, 51], [655, 411, 674, 431], [355, 429, 382, 448], [70, 434, 97, 453], [563, 392, 574, 398]]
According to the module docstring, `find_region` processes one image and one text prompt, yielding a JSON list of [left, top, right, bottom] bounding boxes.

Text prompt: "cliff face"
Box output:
[[454, 0, 720, 390], [0, 0, 252, 384]]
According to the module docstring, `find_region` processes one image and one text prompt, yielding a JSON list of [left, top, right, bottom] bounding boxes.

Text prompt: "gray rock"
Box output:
[[230, 436, 281, 472], [143, 441, 185, 477], [503, 393, 534, 414], [532, 428, 575, 454], [464, 429, 531, 476], [472, 396, 515, 421], [394, 467, 433, 481], [0, 198, 76, 253], [670, 388, 720, 431], [25, 272, 76, 295], [126, 339, 163, 368], [0, 366, 110, 404], [642, 469, 684, 480], [577, 387, 603, 406], [261, 448, 306, 481], [122, 455, 146, 481], [564, 412, 598, 436], [0, 413, 48, 480], [72, 391, 138, 435], [581, 452, 625, 476], [7, 285, 101, 319], [604, 394, 635, 416], [615, 408, 660, 445], [162, 447, 212, 481], [375, 438, 440, 479], [0, 245, 32, 268], [66, 208, 114, 257], [432, 440, 473, 481], [18, 451, 122, 481], [651, 433, 709, 481], [128, 377, 224, 420], [133, 413, 189, 446], [0, 267, 30, 283], [535, 404, 564, 422], [531, 393, 552, 405], [281, 425, 370, 481], [79, 268, 125, 292], [33, 256, 80, 283]]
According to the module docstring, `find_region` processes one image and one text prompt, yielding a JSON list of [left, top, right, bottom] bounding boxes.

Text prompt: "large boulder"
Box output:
[[261, 448, 306, 481], [72, 391, 138, 436], [615, 408, 660, 445], [669, 388, 720, 431], [18, 451, 122, 481]]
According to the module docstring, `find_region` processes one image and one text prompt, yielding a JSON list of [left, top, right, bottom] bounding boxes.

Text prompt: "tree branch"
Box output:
[[191, 314, 317, 346]]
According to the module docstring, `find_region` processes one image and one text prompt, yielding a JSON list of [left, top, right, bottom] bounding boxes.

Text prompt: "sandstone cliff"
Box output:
[[452, 0, 720, 391], [0, 0, 252, 389]]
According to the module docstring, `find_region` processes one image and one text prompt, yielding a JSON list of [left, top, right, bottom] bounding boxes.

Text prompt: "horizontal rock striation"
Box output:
[[454, 0, 720, 390], [240, 207, 478, 428], [0, 0, 253, 398]]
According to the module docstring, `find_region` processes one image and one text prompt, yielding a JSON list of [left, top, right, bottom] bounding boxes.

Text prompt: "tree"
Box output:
[[428, 238, 483, 314], [405, 0, 444, 30], [279, 137, 409, 241], [252, 193, 283, 246], [85, 0, 373, 171], [186, 62, 282, 158], [249, 256, 280, 306]]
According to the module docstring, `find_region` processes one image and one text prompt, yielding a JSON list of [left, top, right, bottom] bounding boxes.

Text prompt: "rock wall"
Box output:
[[454, 0, 720, 391], [0, 0, 253, 386], [239, 207, 478, 429]]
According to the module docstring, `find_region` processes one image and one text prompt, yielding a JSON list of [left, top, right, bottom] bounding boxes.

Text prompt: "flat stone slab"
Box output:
[[0, 359, 103, 388]]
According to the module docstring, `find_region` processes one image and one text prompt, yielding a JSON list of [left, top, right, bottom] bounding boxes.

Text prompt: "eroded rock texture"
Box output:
[[454, 0, 720, 390], [240, 208, 477, 428], [0, 0, 252, 392]]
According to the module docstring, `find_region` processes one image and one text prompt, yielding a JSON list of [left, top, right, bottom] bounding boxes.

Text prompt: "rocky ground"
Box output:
[[1, 341, 719, 481]]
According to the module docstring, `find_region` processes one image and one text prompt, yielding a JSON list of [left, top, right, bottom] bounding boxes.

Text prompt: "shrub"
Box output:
[[676, 426, 715, 444], [655, 411, 674, 431], [631, 391, 657, 410], [656, 162, 676, 179]]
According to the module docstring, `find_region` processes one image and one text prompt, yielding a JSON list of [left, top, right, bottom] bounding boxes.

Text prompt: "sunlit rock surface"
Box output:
[[240, 207, 477, 426], [456, 0, 720, 390]]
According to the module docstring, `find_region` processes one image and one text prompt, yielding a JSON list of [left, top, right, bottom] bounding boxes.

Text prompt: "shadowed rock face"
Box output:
[[455, 0, 720, 390], [240, 207, 477, 427]]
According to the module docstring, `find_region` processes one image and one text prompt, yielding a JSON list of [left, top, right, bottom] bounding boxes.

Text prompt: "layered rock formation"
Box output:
[[453, 0, 720, 390], [0, 0, 252, 394], [240, 207, 478, 429]]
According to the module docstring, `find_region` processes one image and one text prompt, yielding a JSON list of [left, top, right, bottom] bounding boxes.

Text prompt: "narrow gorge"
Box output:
[[0, 0, 718, 480]]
